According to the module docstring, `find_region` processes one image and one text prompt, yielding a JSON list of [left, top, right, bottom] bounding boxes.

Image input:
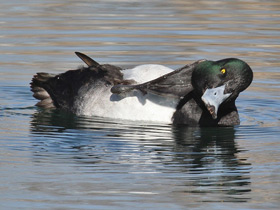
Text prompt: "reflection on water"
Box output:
[[29, 109, 251, 203], [1, 0, 280, 209]]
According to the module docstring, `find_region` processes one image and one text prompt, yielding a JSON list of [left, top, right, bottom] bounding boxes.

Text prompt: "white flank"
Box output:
[[123, 64, 174, 83], [73, 64, 177, 123]]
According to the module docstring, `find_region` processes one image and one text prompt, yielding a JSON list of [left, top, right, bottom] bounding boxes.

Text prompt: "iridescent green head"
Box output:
[[191, 58, 253, 119]]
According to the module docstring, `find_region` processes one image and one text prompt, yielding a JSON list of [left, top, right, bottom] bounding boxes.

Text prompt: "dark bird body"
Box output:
[[31, 52, 253, 126]]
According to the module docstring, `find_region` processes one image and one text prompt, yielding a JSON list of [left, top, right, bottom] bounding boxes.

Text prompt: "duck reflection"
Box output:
[[30, 109, 80, 133], [30, 109, 251, 202], [172, 126, 251, 202]]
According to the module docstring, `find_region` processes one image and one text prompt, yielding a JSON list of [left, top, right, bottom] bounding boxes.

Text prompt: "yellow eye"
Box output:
[[221, 68, 226, 74]]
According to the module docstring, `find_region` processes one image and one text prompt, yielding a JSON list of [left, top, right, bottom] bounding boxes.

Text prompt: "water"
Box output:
[[1, 0, 280, 209]]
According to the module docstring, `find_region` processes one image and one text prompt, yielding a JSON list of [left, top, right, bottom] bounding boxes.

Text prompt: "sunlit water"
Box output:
[[0, 0, 280, 209]]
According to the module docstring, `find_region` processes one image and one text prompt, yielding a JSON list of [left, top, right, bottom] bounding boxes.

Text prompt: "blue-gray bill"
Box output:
[[201, 85, 231, 119]]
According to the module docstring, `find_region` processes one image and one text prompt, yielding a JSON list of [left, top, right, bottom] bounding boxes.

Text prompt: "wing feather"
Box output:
[[111, 60, 205, 98]]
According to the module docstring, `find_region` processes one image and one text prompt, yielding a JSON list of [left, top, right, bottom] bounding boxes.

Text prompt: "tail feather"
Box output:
[[32, 90, 50, 100], [30, 73, 55, 108], [75, 52, 100, 67], [30, 52, 124, 111], [35, 98, 54, 108]]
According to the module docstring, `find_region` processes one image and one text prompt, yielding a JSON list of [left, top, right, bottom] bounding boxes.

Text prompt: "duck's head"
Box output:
[[191, 58, 253, 119]]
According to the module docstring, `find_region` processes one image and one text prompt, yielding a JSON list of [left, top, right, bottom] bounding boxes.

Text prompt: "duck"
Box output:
[[30, 52, 253, 126]]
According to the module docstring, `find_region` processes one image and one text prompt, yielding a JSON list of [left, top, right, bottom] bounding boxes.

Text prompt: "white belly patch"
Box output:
[[73, 64, 177, 123]]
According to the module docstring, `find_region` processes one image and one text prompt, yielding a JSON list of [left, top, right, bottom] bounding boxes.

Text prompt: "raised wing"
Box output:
[[111, 60, 205, 99]]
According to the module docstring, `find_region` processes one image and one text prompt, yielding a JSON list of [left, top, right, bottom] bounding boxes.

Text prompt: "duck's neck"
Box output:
[[172, 92, 240, 126], [217, 99, 240, 126]]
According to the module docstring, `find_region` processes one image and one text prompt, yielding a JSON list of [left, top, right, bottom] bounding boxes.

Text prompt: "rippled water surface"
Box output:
[[1, 0, 280, 209]]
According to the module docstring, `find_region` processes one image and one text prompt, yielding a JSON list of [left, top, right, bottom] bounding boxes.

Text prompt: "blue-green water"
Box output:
[[1, 0, 280, 209]]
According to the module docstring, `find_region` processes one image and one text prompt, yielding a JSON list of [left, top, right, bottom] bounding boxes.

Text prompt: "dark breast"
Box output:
[[172, 92, 240, 126]]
